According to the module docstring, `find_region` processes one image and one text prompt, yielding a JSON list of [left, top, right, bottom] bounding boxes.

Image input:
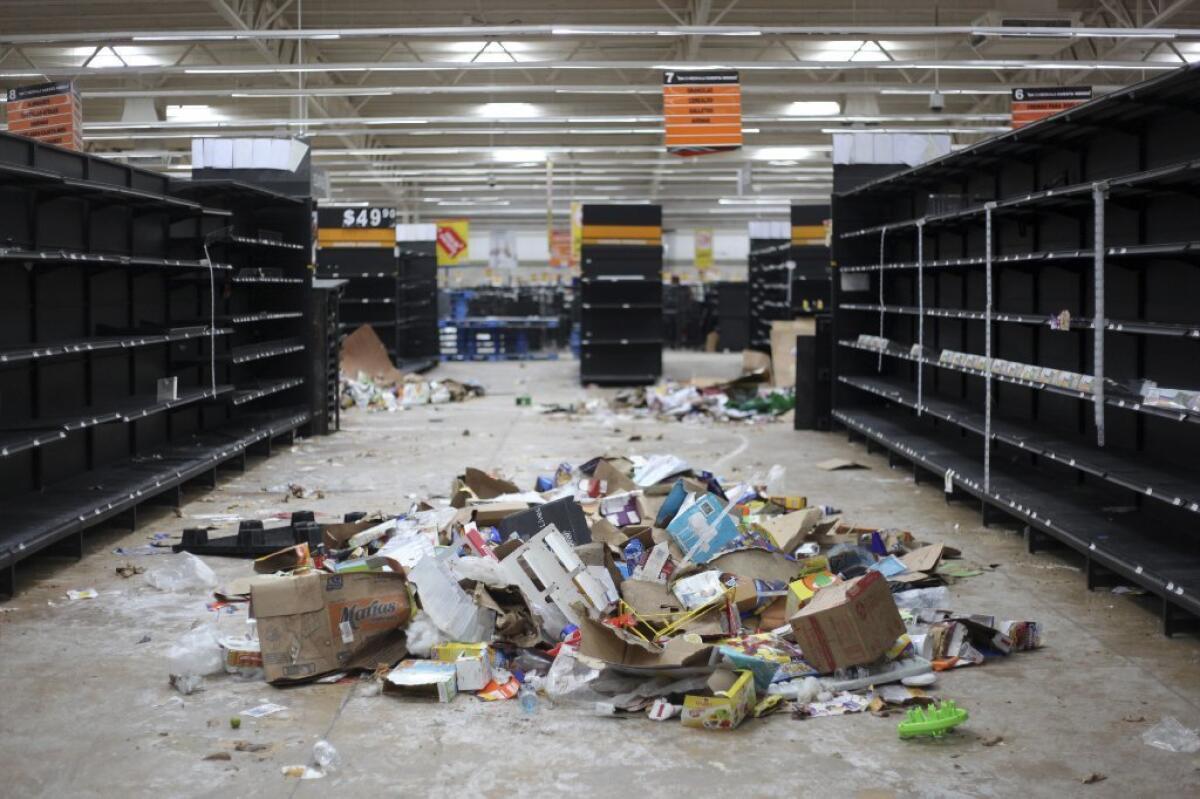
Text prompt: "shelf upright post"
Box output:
[[877, 228, 887, 373], [984, 203, 996, 495], [1093, 182, 1108, 448], [916, 219, 925, 416]]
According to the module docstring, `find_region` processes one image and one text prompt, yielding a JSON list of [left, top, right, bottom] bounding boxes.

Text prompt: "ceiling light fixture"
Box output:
[[477, 102, 539, 118]]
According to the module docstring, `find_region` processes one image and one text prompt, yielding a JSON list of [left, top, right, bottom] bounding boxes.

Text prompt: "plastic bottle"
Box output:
[[312, 739, 341, 772], [519, 682, 538, 716]]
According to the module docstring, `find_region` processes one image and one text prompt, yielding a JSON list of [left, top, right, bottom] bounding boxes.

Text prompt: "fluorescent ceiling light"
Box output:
[[753, 147, 814, 161], [165, 104, 224, 122], [785, 101, 841, 116], [769, 160, 799, 166], [493, 149, 548, 163], [477, 102, 539, 118]]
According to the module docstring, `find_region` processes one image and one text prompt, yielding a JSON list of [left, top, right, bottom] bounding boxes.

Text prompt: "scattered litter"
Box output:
[[115, 563, 145, 579], [241, 703, 288, 719], [569, 372, 793, 424], [152, 449, 1046, 741], [234, 740, 268, 752], [65, 588, 98, 600], [204, 752, 232, 762], [1081, 773, 1107, 785], [312, 740, 341, 772], [146, 552, 217, 592], [981, 735, 1004, 747], [1142, 716, 1200, 753], [340, 325, 483, 412], [281, 765, 324, 780], [1111, 585, 1147, 596]]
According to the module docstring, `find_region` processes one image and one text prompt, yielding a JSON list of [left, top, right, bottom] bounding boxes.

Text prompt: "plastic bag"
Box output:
[[403, 611, 449, 658], [542, 646, 602, 703], [765, 464, 787, 497], [146, 552, 217, 593], [893, 586, 950, 611], [1143, 716, 1200, 753], [449, 555, 510, 588], [167, 624, 224, 694]]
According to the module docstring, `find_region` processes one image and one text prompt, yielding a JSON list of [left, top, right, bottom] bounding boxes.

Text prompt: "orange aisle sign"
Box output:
[[435, 219, 470, 266], [5, 81, 82, 151], [663, 70, 742, 157], [1011, 87, 1091, 129], [549, 230, 571, 268]]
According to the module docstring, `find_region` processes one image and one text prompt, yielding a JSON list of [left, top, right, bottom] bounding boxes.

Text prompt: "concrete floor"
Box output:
[[2, 351, 1199, 798]]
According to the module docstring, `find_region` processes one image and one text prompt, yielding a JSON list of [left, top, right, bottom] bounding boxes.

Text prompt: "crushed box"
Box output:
[[384, 659, 458, 702], [788, 571, 904, 674]]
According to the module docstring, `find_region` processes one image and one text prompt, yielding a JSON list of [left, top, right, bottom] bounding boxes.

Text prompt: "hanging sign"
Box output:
[[1011, 87, 1091, 129], [663, 70, 742, 157], [435, 219, 470, 266], [6, 80, 82, 150]]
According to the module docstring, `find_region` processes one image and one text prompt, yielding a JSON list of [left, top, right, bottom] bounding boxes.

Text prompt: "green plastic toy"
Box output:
[[897, 700, 969, 739]]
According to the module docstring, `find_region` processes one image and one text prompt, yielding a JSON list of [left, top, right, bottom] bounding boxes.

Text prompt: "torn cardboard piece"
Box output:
[[497, 496, 592, 546], [755, 508, 823, 554], [341, 325, 406, 384], [815, 458, 867, 472], [577, 616, 716, 676]]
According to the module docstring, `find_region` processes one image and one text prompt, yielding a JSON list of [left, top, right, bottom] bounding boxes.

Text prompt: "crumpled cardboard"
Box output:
[[251, 571, 411, 684], [788, 571, 904, 674], [754, 508, 823, 554], [341, 325, 406, 384], [577, 616, 715, 676]]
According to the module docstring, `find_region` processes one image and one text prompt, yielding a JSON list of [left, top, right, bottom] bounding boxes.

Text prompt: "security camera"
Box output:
[[929, 92, 946, 113]]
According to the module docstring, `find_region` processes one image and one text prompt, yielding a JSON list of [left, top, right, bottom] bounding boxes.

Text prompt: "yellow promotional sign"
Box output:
[[695, 228, 715, 269], [435, 218, 470, 266], [569, 202, 582, 268]]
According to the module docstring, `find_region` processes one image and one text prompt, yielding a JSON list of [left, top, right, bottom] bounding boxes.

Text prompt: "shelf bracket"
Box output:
[[877, 227, 887, 373], [917, 218, 926, 417], [1092, 182, 1108, 448], [984, 202, 996, 495]]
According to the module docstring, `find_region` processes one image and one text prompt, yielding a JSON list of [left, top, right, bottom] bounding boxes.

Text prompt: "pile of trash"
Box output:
[[338, 323, 483, 412], [341, 372, 483, 412], [158, 451, 1045, 744], [573, 373, 795, 424]]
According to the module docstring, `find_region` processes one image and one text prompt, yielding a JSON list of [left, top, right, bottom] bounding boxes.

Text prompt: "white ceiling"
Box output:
[[3, 0, 1199, 226]]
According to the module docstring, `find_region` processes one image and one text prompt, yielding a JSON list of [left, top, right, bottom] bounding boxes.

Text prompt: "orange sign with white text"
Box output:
[[663, 70, 742, 157]]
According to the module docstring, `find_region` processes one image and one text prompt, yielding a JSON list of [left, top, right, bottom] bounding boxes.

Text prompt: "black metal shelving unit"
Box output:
[[579, 204, 663, 385], [396, 237, 439, 372], [747, 221, 791, 353], [716, 281, 748, 351], [791, 205, 832, 317], [315, 206, 400, 361], [831, 63, 1200, 635], [0, 139, 316, 597], [310, 278, 345, 436]]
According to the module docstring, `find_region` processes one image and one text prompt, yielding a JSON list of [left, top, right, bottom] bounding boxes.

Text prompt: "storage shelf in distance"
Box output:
[[840, 240, 1200, 274], [231, 378, 305, 406], [840, 373, 1200, 514], [0, 407, 310, 571], [839, 303, 1200, 339], [839, 339, 1200, 426], [0, 326, 232, 368], [0, 247, 233, 273], [833, 406, 1200, 617], [0, 384, 234, 449]]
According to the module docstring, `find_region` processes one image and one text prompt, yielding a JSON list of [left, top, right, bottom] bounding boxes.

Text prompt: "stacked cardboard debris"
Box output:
[[340, 325, 484, 411], [170, 453, 1041, 736]]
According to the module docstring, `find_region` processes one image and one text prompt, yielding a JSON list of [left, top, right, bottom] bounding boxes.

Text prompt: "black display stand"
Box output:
[[397, 239, 439, 372], [831, 64, 1200, 635], [747, 221, 791, 353], [790, 205, 832, 316], [310, 278, 345, 435], [716, 281, 749, 351], [0, 133, 315, 597], [579, 204, 663, 385], [315, 206, 400, 359]]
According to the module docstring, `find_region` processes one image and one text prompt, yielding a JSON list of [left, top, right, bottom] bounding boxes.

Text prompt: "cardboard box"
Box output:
[[788, 571, 905, 674], [251, 571, 411, 683], [497, 496, 592, 545], [666, 492, 741, 564], [431, 642, 493, 690], [384, 659, 458, 702], [681, 669, 757, 730], [770, 318, 816, 388]]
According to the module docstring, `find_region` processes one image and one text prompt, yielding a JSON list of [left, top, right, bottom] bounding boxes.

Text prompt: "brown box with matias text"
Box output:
[[251, 571, 411, 683]]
